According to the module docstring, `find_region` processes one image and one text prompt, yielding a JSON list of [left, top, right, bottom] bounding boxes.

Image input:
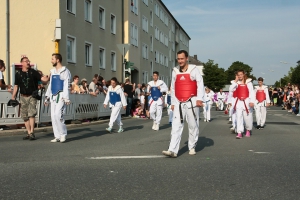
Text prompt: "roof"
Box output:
[[159, 0, 191, 40], [188, 56, 203, 66]]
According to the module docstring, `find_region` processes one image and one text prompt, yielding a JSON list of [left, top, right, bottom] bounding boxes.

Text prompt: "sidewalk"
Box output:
[[0, 117, 131, 137]]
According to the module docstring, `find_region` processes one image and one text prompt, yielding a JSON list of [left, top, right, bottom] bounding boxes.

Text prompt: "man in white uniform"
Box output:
[[147, 71, 168, 131], [217, 89, 225, 111], [103, 77, 127, 133], [45, 53, 71, 143], [162, 50, 204, 158], [254, 77, 270, 130], [229, 70, 255, 139]]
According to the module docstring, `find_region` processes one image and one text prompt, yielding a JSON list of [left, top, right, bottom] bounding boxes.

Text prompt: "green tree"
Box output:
[[203, 59, 227, 91], [274, 66, 295, 87], [291, 64, 300, 85], [225, 61, 256, 82]]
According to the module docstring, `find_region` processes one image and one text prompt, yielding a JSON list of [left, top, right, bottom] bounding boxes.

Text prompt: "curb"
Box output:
[[0, 117, 131, 137]]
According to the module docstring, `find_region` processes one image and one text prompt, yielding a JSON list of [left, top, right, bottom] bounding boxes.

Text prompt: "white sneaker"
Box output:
[[162, 150, 177, 158], [297, 114, 300, 116], [229, 117, 232, 122], [204, 119, 206, 122], [154, 124, 159, 131], [230, 127, 235, 134], [117, 126, 124, 133], [189, 148, 196, 155], [152, 122, 157, 130], [50, 138, 60, 143], [60, 136, 66, 143], [106, 127, 112, 133]]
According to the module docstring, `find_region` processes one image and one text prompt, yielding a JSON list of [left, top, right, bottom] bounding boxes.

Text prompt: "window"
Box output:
[[169, 30, 172, 41], [142, 44, 148, 59], [67, 0, 76, 14], [160, 53, 164, 65], [172, 41, 175, 51], [160, 75, 164, 82], [164, 34, 168, 46], [150, 35, 153, 52], [130, 23, 138, 46], [180, 32, 182, 41], [99, 6, 105, 29], [131, 0, 138, 15], [155, 51, 159, 63], [111, 51, 116, 71], [150, 10, 153, 27], [165, 76, 169, 86], [143, 0, 148, 6], [84, 0, 92, 22], [165, 16, 168, 26], [155, 4, 159, 16], [85, 42, 92, 66], [172, 23, 175, 33], [99, 47, 105, 69], [160, 31, 164, 43], [142, 16, 148, 32], [111, 14, 116, 34], [155, 26, 159, 40], [67, 35, 76, 63], [164, 56, 168, 67], [143, 71, 148, 84]]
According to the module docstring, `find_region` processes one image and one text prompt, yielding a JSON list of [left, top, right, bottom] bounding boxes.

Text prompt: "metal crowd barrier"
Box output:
[[0, 91, 124, 126]]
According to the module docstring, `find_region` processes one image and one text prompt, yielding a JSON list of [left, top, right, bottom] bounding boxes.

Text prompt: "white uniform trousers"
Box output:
[[50, 100, 67, 139], [168, 104, 199, 154], [167, 106, 173, 123], [236, 108, 253, 133], [149, 100, 163, 125], [255, 106, 267, 126], [231, 107, 237, 129], [109, 105, 123, 128], [203, 102, 211, 121], [218, 99, 224, 110]]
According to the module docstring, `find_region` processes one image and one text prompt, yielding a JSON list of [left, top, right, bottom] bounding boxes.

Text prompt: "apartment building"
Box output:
[[124, 0, 190, 86], [1, 0, 190, 86], [0, 0, 123, 83]]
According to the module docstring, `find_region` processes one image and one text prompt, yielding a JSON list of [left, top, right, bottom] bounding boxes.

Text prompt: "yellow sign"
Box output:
[[55, 41, 59, 53]]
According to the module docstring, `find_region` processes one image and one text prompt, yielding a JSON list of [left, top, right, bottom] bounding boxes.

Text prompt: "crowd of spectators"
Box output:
[[269, 83, 300, 116]]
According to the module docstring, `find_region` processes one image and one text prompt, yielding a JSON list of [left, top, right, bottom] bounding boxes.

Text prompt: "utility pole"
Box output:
[[6, 0, 10, 84]]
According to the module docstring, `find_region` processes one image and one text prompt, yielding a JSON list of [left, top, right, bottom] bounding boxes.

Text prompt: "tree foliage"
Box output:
[[291, 65, 300, 85], [225, 61, 256, 82], [274, 66, 295, 87], [203, 59, 227, 91]]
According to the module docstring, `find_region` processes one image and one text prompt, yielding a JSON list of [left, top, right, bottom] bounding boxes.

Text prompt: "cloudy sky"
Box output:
[[162, 0, 300, 85]]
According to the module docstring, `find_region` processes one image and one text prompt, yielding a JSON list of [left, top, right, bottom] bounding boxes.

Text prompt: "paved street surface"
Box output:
[[1, 106, 300, 200]]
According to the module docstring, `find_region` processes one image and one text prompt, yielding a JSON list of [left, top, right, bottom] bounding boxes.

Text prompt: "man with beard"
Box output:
[[11, 57, 49, 140], [44, 53, 71, 143], [162, 50, 204, 157]]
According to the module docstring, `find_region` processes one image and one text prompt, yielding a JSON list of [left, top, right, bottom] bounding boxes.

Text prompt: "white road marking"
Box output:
[[254, 152, 271, 154], [86, 155, 166, 159]]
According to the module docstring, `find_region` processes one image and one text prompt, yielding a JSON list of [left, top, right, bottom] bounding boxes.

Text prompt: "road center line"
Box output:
[[86, 155, 166, 159]]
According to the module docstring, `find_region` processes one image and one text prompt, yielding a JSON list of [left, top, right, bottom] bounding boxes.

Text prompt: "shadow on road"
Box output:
[[177, 136, 214, 157], [124, 125, 144, 131]]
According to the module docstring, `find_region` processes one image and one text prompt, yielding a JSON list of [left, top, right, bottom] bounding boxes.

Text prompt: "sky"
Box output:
[[162, 0, 300, 85]]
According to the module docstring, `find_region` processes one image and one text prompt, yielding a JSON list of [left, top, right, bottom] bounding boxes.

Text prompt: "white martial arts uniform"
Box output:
[[104, 85, 127, 128], [165, 91, 173, 123], [45, 67, 71, 140], [203, 92, 213, 121], [168, 65, 204, 154], [229, 79, 255, 134], [227, 81, 237, 130], [147, 80, 168, 128], [217, 92, 226, 110], [254, 85, 270, 127]]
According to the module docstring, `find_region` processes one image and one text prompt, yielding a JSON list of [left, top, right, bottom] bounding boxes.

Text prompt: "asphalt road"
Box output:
[[0, 106, 300, 200]]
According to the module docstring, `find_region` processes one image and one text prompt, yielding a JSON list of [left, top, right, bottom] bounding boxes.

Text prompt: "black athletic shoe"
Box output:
[[259, 126, 264, 130], [23, 135, 30, 140], [29, 133, 36, 140], [256, 125, 261, 129]]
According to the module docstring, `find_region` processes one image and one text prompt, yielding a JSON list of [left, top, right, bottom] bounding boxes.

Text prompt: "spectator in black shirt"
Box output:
[[11, 57, 49, 140], [123, 78, 135, 117]]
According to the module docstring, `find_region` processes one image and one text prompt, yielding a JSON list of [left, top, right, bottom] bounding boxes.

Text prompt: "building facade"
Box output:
[[0, 0, 190, 86]]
